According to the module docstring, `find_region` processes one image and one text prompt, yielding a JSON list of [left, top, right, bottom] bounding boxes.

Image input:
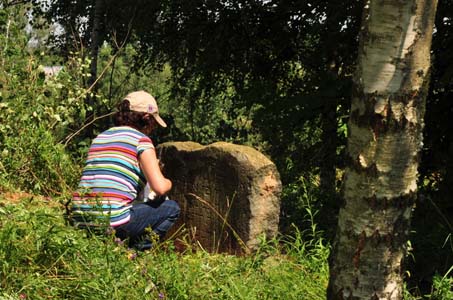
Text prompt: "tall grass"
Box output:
[[0, 195, 329, 300]]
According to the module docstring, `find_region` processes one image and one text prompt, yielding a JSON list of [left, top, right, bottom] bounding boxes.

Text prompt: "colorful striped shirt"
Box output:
[[71, 126, 154, 227]]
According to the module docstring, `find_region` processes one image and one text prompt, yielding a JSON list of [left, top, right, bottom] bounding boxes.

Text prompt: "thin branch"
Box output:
[[62, 22, 134, 146], [4, 0, 29, 8], [79, 17, 133, 101], [62, 111, 115, 146]]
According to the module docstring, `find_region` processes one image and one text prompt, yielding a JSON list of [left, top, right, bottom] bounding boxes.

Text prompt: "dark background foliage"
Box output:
[[1, 0, 452, 296]]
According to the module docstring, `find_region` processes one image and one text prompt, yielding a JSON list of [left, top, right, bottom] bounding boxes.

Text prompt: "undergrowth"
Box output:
[[0, 195, 329, 300]]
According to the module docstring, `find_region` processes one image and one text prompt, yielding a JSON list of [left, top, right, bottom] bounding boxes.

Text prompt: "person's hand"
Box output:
[[146, 190, 169, 204]]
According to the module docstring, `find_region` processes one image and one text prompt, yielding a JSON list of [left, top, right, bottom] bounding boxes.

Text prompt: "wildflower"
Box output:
[[114, 237, 124, 245], [127, 252, 137, 260], [158, 293, 164, 299], [19, 294, 26, 299], [105, 227, 115, 235]]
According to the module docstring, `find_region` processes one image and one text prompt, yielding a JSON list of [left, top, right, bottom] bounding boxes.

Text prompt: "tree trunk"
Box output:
[[319, 5, 339, 204], [320, 97, 338, 199], [88, 0, 104, 93], [85, 0, 104, 138], [327, 1, 437, 299]]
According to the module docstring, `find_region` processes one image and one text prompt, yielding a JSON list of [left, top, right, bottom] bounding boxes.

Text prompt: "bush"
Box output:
[[0, 6, 94, 195]]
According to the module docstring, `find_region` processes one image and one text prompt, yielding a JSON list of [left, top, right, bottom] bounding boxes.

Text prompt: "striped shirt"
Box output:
[[72, 126, 154, 227]]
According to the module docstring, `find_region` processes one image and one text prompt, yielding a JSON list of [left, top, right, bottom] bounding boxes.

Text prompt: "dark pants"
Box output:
[[115, 198, 180, 250]]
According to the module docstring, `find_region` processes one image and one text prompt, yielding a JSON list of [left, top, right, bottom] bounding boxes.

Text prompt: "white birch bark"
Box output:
[[327, 1, 437, 299]]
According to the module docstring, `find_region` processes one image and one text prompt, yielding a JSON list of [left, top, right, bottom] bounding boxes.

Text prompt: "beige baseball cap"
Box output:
[[123, 90, 167, 128]]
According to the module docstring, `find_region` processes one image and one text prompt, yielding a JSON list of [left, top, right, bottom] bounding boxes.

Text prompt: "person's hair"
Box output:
[[113, 100, 150, 130]]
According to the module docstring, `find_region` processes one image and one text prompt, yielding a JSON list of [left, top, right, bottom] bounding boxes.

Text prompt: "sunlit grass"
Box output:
[[0, 195, 329, 300]]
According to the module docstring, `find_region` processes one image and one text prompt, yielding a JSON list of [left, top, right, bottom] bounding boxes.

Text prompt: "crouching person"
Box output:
[[71, 90, 180, 250]]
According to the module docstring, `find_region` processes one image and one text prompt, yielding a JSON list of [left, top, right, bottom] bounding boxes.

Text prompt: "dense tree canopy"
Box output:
[[30, 0, 364, 233], [1, 0, 452, 297]]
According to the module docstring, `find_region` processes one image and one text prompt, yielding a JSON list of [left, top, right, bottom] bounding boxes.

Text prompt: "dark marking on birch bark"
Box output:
[[364, 192, 416, 211], [353, 230, 367, 269], [350, 87, 425, 137], [344, 154, 378, 177], [353, 276, 359, 289], [371, 229, 381, 246]]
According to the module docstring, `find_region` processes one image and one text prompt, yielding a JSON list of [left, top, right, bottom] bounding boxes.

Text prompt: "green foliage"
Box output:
[[0, 6, 93, 195], [280, 173, 326, 235], [96, 45, 173, 108], [428, 274, 453, 300], [403, 273, 453, 300], [94, 44, 267, 150], [0, 196, 329, 300], [2, 2, 452, 299]]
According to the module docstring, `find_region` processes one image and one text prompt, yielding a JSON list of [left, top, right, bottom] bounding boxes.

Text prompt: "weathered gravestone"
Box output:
[[157, 141, 282, 254]]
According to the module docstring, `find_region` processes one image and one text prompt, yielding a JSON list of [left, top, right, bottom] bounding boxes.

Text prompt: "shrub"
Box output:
[[0, 6, 94, 195]]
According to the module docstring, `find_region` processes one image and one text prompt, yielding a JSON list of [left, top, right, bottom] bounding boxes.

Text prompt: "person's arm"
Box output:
[[139, 148, 172, 196]]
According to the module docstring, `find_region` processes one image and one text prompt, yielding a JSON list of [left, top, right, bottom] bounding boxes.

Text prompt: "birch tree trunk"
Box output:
[[327, 1, 437, 299]]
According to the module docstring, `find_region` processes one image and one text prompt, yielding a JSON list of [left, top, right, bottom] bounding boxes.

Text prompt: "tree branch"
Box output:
[[4, 0, 30, 8]]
